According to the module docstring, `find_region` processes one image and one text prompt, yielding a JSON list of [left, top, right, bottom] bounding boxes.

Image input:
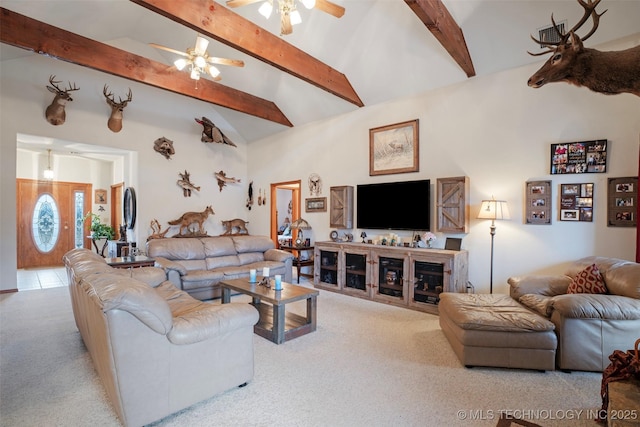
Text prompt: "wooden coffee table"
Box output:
[[220, 278, 319, 344]]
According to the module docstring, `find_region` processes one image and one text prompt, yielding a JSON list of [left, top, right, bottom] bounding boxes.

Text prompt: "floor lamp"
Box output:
[[477, 198, 510, 293]]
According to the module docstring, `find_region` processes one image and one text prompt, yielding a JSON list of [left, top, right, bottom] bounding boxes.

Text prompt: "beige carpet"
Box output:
[[1, 284, 602, 426]]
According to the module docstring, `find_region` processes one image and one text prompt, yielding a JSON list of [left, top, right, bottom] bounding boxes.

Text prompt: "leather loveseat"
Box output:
[[63, 248, 259, 427], [509, 256, 640, 372], [147, 235, 294, 300]]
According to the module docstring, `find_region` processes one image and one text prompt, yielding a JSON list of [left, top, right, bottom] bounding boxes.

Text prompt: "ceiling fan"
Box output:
[[226, 0, 345, 35], [150, 36, 244, 81]]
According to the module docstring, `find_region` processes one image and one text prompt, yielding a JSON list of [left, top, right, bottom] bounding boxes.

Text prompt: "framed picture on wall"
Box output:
[[608, 176, 637, 227], [369, 119, 419, 176], [525, 180, 551, 225], [550, 140, 608, 174], [560, 183, 593, 222], [94, 189, 107, 204], [305, 197, 327, 213]]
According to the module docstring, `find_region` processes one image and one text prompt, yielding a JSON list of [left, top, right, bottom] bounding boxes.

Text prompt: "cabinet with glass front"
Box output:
[[314, 241, 468, 314]]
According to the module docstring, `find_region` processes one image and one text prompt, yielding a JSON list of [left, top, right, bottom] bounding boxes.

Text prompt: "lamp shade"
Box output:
[[290, 218, 311, 230], [477, 199, 510, 220]]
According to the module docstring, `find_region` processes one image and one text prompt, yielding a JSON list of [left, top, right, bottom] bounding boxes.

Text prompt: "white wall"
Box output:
[[2, 36, 639, 293], [1, 54, 248, 290], [245, 37, 640, 294]]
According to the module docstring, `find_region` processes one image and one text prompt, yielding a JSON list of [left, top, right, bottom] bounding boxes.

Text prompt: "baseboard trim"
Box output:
[[0, 288, 19, 294]]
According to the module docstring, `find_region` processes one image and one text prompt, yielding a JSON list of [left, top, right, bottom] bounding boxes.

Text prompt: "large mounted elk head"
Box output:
[[45, 75, 80, 126], [103, 85, 132, 133], [527, 0, 640, 97]]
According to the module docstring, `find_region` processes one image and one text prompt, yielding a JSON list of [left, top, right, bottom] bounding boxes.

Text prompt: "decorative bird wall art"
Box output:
[[195, 117, 237, 146]]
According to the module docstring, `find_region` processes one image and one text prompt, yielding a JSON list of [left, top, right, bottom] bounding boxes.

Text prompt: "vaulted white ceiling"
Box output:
[[2, 0, 639, 144]]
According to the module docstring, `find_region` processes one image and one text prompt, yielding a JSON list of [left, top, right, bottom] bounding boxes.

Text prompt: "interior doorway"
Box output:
[[270, 180, 301, 247]]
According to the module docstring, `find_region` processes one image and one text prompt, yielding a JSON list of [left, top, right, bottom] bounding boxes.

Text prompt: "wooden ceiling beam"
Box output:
[[405, 0, 475, 78], [0, 7, 293, 127], [130, 0, 364, 107]]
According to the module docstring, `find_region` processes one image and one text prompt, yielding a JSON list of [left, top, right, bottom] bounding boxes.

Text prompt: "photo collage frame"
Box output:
[[607, 177, 637, 227], [560, 183, 593, 222], [551, 140, 608, 174]]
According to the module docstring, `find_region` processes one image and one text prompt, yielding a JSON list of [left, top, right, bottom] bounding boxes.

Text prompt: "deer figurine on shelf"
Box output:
[[45, 75, 80, 125], [103, 85, 133, 132], [527, 0, 640, 97]]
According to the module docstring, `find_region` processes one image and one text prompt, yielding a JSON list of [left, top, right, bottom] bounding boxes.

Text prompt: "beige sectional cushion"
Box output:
[[439, 293, 555, 332], [179, 259, 208, 271], [232, 235, 275, 253], [518, 294, 554, 317], [147, 238, 206, 260], [206, 255, 241, 269], [237, 252, 265, 265], [604, 263, 640, 299], [82, 274, 173, 334], [508, 275, 571, 299], [552, 293, 640, 320], [201, 237, 237, 257], [564, 256, 631, 278]]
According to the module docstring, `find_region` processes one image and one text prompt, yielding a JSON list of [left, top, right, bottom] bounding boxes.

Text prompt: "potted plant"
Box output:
[[84, 212, 115, 240]]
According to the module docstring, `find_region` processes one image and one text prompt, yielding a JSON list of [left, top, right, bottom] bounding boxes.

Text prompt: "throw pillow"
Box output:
[[566, 263, 608, 294]]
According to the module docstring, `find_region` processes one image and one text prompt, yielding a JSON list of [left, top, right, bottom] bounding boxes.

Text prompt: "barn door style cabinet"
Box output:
[[314, 241, 468, 315], [436, 176, 469, 233]]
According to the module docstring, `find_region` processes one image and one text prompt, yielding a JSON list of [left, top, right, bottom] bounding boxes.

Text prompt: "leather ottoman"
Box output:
[[439, 293, 557, 371]]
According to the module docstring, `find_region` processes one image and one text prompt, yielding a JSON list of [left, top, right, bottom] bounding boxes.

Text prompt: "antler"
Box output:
[[528, 0, 607, 56], [47, 75, 80, 95], [103, 85, 133, 108]]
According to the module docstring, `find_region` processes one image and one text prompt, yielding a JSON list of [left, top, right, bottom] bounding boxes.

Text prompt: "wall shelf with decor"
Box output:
[[314, 241, 468, 315]]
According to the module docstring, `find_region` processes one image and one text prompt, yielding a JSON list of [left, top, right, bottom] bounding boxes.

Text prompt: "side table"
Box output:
[[280, 245, 314, 283], [105, 255, 155, 269]]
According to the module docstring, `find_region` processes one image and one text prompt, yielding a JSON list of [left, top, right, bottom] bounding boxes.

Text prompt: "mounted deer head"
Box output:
[[45, 75, 79, 126], [103, 85, 132, 133], [527, 0, 640, 97]]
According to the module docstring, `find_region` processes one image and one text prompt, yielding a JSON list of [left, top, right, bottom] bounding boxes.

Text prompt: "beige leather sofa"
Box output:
[[509, 256, 640, 372], [63, 248, 259, 427], [440, 256, 639, 372], [147, 235, 294, 300]]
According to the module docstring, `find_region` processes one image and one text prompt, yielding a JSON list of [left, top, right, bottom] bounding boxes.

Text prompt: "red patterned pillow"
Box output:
[[567, 264, 608, 294]]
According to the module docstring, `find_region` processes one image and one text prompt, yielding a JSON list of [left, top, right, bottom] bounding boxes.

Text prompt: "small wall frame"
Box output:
[[607, 176, 637, 227], [560, 183, 593, 222], [305, 197, 327, 213], [95, 189, 107, 204], [525, 180, 551, 225]]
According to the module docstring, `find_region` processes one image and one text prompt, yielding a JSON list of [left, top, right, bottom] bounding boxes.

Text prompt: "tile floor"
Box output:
[[16, 267, 68, 291]]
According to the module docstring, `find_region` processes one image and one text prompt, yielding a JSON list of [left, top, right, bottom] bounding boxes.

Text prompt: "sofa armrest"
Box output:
[[552, 294, 640, 320], [154, 256, 187, 276], [264, 248, 294, 263], [508, 275, 571, 300]]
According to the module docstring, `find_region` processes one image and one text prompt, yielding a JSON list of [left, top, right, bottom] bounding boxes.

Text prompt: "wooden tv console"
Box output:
[[314, 241, 468, 315]]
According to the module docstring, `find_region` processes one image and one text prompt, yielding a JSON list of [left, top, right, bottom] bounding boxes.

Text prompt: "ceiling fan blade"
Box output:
[[226, 0, 262, 8], [207, 57, 245, 67], [314, 0, 345, 18], [281, 13, 293, 35], [194, 36, 209, 56], [149, 43, 190, 57]]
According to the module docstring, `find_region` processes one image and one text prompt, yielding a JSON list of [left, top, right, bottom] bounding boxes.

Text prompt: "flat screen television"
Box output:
[[357, 179, 430, 230]]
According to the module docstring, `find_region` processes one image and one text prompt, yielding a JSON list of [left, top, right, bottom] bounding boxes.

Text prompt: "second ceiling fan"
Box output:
[[150, 35, 244, 81], [226, 0, 345, 35]]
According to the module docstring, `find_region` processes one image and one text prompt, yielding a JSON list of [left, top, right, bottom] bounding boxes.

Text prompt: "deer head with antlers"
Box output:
[[45, 75, 80, 126], [527, 0, 640, 97], [103, 85, 133, 133]]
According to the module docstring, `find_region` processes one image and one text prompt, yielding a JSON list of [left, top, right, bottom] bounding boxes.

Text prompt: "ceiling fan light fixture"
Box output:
[[194, 36, 209, 56], [174, 58, 188, 70], [290, 8, 302, 25], [301, 0, 315, 9], [208, 65, 221, 78], [190, 68, 201, 80], [259, 1, 273, 19], [194, 55, 207, 68]]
